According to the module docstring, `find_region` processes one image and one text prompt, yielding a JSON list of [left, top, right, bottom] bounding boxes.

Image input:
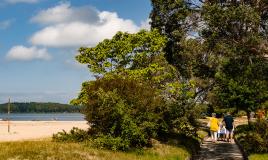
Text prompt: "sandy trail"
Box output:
[[0, 121, 89, 142], [196, 137, 244, 160]]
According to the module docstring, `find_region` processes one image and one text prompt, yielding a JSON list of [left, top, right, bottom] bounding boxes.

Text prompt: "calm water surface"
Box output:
[[0, 113, 85, 121]]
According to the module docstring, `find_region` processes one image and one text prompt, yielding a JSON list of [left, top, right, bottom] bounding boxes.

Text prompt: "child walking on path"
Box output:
[[218, 122, 226, 141]]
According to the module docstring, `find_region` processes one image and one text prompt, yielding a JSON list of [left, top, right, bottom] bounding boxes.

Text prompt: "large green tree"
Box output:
[[72, 29, 201, 150], [150, 0, 201, 79], [150, 0, 217, 104], [75, 29, 180, 87], [202, 1, 268, 118], [150, 0, 268, 118]]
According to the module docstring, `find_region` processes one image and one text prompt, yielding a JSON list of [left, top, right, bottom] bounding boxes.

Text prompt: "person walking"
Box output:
[[209, 113, 219, 143], [217, 122, 226, 141], [223, 112, 234, 143]]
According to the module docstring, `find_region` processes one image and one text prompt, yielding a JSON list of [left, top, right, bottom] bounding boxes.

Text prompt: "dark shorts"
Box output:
[[226, 129, 233, 135]]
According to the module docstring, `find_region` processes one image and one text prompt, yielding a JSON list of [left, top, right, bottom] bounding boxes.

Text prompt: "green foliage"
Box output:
[[73, 76, 163, 150], [76, 29, 167, 75], [0, 102, 82, 113], [92, 135, 130, 151], [53, 127, 90, 142], [72, 74, 201, 150], [150, 0, 196, 79], [150, 0, 268, 117], [235, 110, 247, 117], [202, 1, 268, 115], [73, 29, 202, 151], [236, 120, 268, 153], [158, 81, 201, 138], [249, 154, 268, 160], [73, 29, 178, 91], [213, 58, 268, 115]]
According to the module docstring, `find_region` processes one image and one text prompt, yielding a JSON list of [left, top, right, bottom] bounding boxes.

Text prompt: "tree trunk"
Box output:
[[247, 110, 253, 127], [247, 111, 251, 125]]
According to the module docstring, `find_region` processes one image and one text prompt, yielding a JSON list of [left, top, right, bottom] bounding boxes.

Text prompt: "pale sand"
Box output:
[[0, 121, 89, 142]]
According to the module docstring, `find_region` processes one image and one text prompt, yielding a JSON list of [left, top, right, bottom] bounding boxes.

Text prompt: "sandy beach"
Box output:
[[0, 121, 89, 142]]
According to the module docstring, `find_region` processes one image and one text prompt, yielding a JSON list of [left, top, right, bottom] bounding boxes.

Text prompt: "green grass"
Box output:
[[249, 154, 268, 160], [0, 140, 190, 160], [197, 130, 208, 140]]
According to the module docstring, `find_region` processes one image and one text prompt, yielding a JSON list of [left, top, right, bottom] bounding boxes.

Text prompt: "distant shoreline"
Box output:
[[0, 102, 84, 113], [0, 113, 85, 121]]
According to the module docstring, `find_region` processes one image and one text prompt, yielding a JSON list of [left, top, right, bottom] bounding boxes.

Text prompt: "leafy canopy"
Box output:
[[72, 29, 201, 150], [76, 29, 167, 75], [150, 0, 268, 115]]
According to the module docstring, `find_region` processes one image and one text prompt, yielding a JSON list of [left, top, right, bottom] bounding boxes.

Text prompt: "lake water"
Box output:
[[0, 113, 85, 121]]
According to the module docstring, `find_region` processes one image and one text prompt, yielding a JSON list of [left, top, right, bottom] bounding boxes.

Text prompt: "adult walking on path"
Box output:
[[208, 113, 219, 143], [223, 112, 235, 143]]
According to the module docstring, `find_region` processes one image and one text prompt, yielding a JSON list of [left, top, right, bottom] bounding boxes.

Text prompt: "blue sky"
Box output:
[[0, 0, 151, 104]]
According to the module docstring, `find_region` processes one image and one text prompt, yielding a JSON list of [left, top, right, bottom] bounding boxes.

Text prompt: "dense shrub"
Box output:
[[68, 29, 202, 151], [157, 82, 202, 139], [71, 76, 164, 150], [235, 120, 268, 153], [53, 127, 90, 142], [91, 135, 130, 151], [161, 102, 199, 138], [68, 75, 202, 151]]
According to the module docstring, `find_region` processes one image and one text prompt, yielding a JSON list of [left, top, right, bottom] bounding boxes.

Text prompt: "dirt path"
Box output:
[[195, 137, 244, 160]]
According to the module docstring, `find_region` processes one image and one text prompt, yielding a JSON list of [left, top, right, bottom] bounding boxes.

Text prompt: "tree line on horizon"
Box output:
[[0, 102, 83, 113]]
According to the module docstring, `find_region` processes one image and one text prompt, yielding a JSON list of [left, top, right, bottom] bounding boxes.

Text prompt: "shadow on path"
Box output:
[[194, 137, 244, 160]]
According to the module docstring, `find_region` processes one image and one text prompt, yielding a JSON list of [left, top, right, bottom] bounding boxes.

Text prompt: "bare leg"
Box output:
[[214, 132, 218, 142], [226, 130, 231, 142], [210, 131, 214, 142], [230, 131, 234, 143]]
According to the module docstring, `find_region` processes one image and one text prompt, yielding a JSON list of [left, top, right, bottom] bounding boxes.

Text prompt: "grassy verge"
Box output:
[[0, 140, 190, 160], [249, 154, 268, 160]]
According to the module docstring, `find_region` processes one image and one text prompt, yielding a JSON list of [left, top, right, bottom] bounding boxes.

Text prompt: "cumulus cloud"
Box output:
[[6, 45, 51, 61], [5, 0, 39, 4], [0, 19, 13, 29], [31, 2, 99, 25], [30, 2, 140, 48]]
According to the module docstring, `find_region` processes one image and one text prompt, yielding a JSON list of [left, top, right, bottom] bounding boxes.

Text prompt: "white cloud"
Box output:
[[30, 2, 140, 48], [140, 19, 151, 30], [0, 19, 13, 29], [5, 0, 39, 4], [6, 45, 51, 61], [31, 2, 99, 25]]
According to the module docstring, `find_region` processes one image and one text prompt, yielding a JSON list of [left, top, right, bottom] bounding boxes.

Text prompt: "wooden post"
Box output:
[[8, 98, 10, 133]]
